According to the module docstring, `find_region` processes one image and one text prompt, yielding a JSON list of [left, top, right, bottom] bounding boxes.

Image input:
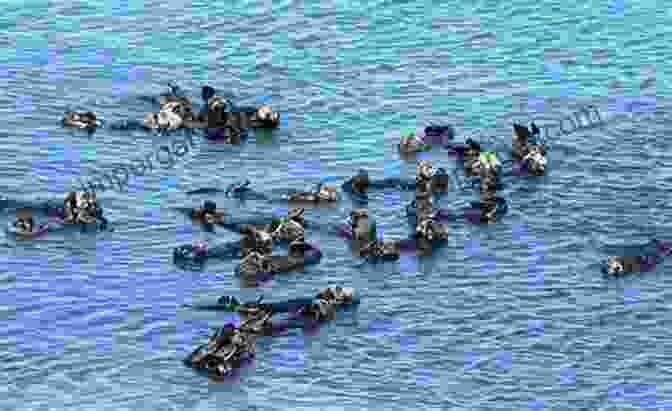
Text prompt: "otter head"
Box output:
[[77, 191, 96, 210], [524, 145, 546, 175], [334, 286, 354, 302], [64, 191, 77, 205], [15, 218, 33, 233], [606, 256, 624, 274], [202, 211, 217, 225], [416, 218, 435, 240], [417, 160, 433, 181], [242, 250, 267, 270], [249, 229, 273, 254], [317, 185, 337, 201], [417, 217, 447, 241], [63, 111, 95, 128], [162, 101, 191, 119], [350, 208, 369, 227], [255, 105, 279, 127], [399, 133, 419, 150], [143, 112, 159, 128], [75, 191, 87, 208], [350, 209, 371, 242], [144, 110, 182, 129], [478, 152, 501, 174], [465, 139, 481, 157], [271, 218, 303, 242], [158, 109, 183, 129], [208, 96, 229, 112], [378, 239, 401, 256], [319, 286, 353, 303], [351, 170, 369, 193]]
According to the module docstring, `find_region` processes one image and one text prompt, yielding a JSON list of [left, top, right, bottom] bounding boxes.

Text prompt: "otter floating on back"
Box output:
[[287, 184, 338, 205], [184, 323, 256, 380], [446, 138, 483, 176], [143, 102, 185, 130], [512, 123, 547, 175], [602, 240, 672, 275], [62, 111, 102, 129], [399, 126, 455, 154], [343, 168, 449, 198]]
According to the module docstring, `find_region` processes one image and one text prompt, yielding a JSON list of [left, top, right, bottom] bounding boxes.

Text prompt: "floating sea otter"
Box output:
[[476, 152, 506, 223], [286, 183, 338, 206], [184, 323, 257, 380], [63, 85, 280, 139], [512, 123, 547, 175], [235, 238, 323, 282], [62, 111, 102, 129], [398, 125, 455, 154], [7, 208, 48, 238], [199, 86, 280, 142], [336, 208, 447, 259], [343, 167, 450, 197], [184, 286, 358, 379], [188, 286, 360, 314], [603, 239, 672, 275], [445, 138, 483, 176], [268, 213, 304, 243]]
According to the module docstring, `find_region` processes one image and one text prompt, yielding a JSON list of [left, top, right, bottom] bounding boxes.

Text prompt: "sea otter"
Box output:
[[62, 111, 101, 129], [512, 123, 547, 175]]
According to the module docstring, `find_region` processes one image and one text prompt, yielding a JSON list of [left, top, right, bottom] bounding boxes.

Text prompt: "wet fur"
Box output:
[[512, 123, 546, 175]]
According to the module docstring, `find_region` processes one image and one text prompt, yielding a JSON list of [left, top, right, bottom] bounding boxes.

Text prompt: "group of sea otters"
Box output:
[[191, 204, 311, 278], [184, 286, 356, 378], [62, 85, 280, 142], [10, 84, 664, 380], [180, 120, 548, 379], [13, 191, 101, 235]]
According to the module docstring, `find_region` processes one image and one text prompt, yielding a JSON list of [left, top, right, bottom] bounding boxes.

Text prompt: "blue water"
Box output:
[[1, 0, 671, 410]]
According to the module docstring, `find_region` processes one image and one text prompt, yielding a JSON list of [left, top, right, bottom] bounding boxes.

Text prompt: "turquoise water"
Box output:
[[1, 0, 671, 410]]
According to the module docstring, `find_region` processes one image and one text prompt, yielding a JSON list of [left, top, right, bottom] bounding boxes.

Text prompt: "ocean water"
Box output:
[[1, 0, 671, 410]]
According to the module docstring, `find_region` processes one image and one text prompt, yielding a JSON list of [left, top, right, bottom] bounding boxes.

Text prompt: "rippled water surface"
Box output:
[[1, 0, 671, 410]]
